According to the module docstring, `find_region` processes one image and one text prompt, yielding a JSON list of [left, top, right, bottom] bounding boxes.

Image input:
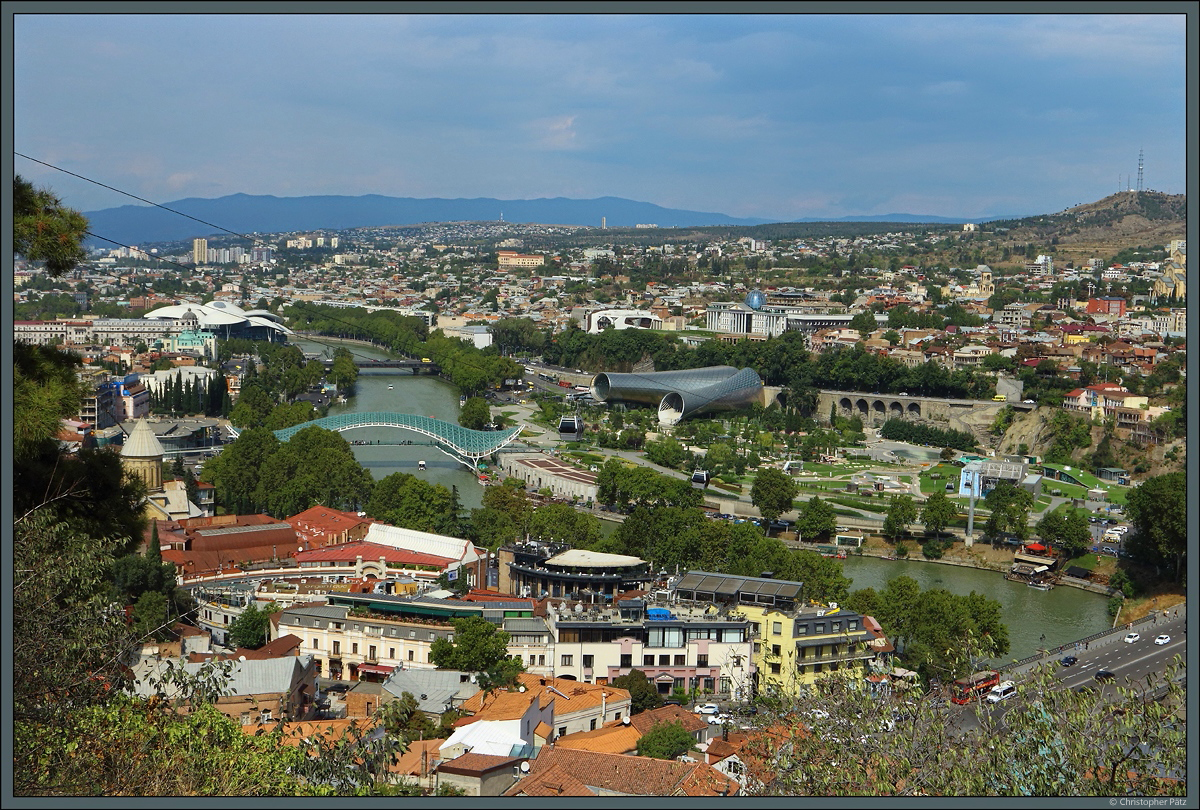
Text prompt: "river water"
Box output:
[[292, 337, 487, 510], [292, 336, 1111, 658], [841, 555, 1112, 664]]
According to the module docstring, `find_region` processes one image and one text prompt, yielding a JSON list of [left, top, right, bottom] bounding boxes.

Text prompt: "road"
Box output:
[[950, 609, 1186, 735]]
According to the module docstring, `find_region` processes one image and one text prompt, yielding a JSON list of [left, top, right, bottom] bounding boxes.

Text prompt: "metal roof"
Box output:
[[674, 571, 804, 601]]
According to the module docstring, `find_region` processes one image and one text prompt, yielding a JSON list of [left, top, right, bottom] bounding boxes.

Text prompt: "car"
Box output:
[[1023, 399, 1036, 404], [1103, 547, 1117, 556], [707, 713, 731, 725], [1155, 634, 1171, 645], [1059, 655, 1078, 667], [695, 703, 720, 715], [1123, 632, 1140, 644], [985, 681, 1017, 704], [1095, 670, 1116, 682]]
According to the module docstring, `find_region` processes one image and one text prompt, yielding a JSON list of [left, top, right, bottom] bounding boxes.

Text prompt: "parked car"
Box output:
[[1102, 547, 1117, 556], [1095, 670, 1116, 682], [1155, 634, 1171, 645], [706, 713, 731, 725], [1059, 655, 1078, 667], [695, 703, 720, 715], [1123, 632, 1140, 644], [1023, 399, 1035, 404]]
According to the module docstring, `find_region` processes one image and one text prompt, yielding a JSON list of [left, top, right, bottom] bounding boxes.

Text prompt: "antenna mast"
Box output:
[[1137, 149, 1144, 192]]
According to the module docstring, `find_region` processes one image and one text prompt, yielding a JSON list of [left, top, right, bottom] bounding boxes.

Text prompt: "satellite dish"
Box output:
[[518, 685, 527, 692], [238, 655, 247, 661], [622, 715, 631, 725], [520, 761, 530, 773]]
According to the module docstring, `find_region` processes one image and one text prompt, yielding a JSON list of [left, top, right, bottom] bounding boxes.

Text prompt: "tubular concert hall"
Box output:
[[590, 366, 763, 425]]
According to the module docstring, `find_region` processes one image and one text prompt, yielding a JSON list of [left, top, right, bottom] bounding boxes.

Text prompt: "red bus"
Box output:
[[558, 380, 572, 388], [951, 670, 1000, 704]]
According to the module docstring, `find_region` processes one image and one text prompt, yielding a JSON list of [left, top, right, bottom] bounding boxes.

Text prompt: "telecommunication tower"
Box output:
[[1136, 149, 1144, 192]]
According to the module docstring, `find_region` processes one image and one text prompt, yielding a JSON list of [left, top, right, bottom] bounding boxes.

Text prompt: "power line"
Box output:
[[16, 152, 268, 248]]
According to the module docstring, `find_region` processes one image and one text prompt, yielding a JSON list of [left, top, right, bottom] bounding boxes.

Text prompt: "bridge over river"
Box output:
[[229, 412, 522, 468]]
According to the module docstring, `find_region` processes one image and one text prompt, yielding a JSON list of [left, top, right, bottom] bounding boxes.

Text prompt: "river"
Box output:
[[292, 336, 487, 510], [841, 555, 1112, 664]]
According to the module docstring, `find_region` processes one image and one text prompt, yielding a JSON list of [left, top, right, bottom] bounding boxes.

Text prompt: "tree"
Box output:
[[611, 669, 665, 714], [882, 494, 918, 542], [378, 691, 438, 742], [984, 481, 1035, 542], [920, 490, 955, 539], [1125, 471, 1186, 583], [14, 176, 89, 276], [368, 472, 460, 535], [794, 495, 836, 543], [429, 616, 515, 676], [751, 468, 798, 526], [459, 396, 491, 431], [226, 603, 280, 650], [527, 502, 602, 548], [849, 310, 878, 339], [636, 720, 699, 760]]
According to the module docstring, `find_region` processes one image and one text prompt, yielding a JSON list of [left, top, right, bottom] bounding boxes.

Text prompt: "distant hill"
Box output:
[[979, 190, 1186, 260], [82, 193, 776, 245]]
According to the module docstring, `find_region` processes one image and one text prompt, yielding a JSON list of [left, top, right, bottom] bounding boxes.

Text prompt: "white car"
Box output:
[[695, 703, 720, 715], [1155, 634, 1171, 645], [1123, 632, 1140, 644], [706, 713, 731, 725], [1023, 399, 1036, 404], [985, 681, 1017, 704]]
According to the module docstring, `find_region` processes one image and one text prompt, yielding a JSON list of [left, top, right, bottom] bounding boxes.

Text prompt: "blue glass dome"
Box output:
[[745, 289, 766, 310]]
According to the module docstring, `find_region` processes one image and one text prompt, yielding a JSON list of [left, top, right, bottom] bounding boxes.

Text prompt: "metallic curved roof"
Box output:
[[590, 366, 763, 425]]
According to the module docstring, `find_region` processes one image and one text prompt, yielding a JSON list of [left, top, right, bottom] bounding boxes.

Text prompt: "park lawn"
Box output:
[[828, 496, 889, 513], [1065, 553, 1099, 572]]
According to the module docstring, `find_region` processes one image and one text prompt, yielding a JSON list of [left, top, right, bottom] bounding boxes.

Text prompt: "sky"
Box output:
[[12, 11, 1190, 222]]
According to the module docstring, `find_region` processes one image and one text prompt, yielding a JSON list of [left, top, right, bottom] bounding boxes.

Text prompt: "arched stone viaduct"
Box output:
[[814, 389, 1033, 441]]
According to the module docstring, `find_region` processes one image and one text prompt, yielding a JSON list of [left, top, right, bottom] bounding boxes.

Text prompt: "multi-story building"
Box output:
[[497, 543, 655, 601], [497, 251, 545, 268], [545, 594, 754, 702], [192, 238, 208, 265]]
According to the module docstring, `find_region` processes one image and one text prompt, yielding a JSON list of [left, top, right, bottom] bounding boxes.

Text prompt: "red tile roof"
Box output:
[[294, 540, 454, 568], [505, 747, 739, 797]]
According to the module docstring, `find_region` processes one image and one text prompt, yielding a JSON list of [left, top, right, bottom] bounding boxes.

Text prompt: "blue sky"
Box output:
[[13, 12, 1188, 222]]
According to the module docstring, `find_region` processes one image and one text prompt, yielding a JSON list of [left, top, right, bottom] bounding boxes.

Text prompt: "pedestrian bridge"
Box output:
[[233, 412, 523, 467]]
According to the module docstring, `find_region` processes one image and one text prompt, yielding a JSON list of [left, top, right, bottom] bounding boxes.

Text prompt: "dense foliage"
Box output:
[[878, 418, 977, 451]]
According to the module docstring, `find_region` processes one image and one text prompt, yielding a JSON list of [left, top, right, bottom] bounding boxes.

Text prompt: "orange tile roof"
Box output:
[[630, 705, 709, 735], [458, 674, 630, 720], [505, 747, 739, 797], [507, 762, 595, 796], [554, 723, 641, 755], [391, 737, 445, 777]]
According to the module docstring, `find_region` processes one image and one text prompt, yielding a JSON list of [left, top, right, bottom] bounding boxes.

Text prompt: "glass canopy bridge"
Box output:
[[229, 412, 523, 469]]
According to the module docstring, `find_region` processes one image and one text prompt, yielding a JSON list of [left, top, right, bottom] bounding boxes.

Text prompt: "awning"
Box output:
[[356, 664, 395, 675]]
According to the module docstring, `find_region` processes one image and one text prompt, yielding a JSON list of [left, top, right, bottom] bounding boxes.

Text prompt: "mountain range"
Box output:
[[82, 193, 995, 247]]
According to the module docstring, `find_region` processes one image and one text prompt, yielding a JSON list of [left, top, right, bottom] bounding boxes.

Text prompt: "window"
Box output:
[[368, 645, 376, 660], [658, 654, 671, 666], [815, 624, 825, 635], [332, 641, 341, 655], [388, 647, 395, 659], [696, 654, 708, 667], [797, 624, 807, 635], [620, 654, 632, 668], [814, 663, 823, 674], [590, 719, 597, 730], [530, 655, 536, 666], [644, 655, 655, 667], [772, 622, 782, 635], [561, 655, 573, 667], [352, 643, 358, 655], [673, 655, 686, 666], [615, 712, 621, 721], [832, 621, 841, 632], [312, 638, 319, 650], [772, 644, 781, 656], [538, 655, 545, 666], [558, 727, 567, 738], [410, 630, 417, 638], [848, 620, 858, 631], [334, 622, 343, 630], [582, 655, 594, 669], [408, 650, 414, 661], [770, 663, 781, 675], [704, 677, 715, 692]]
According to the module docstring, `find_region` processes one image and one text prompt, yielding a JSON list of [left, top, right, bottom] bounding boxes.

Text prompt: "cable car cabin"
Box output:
[[690, 470, 710, 488], [557, 415, 584, 442]]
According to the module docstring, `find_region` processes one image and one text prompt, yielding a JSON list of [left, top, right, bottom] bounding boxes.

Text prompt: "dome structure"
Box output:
[[121, 418, 165, 492], [745, 289, 767, 310]]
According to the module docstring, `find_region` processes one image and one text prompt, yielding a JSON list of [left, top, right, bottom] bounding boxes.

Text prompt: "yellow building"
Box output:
[[738, 602, 876, 697]]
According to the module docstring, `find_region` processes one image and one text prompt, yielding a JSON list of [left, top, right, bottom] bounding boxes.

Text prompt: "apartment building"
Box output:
[[544, 595, 754, 701]]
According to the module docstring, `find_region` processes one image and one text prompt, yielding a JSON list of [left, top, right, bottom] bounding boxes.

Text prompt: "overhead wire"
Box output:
[[17, 152, 519, 380]]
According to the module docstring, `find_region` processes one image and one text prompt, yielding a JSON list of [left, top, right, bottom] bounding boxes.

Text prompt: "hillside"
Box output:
[[982, 191, 1186, 263]]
